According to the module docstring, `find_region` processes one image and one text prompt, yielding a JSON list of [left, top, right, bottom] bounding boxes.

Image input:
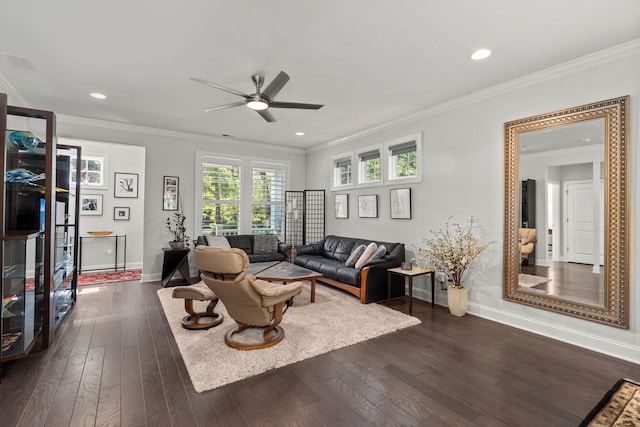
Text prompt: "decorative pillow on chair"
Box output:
[[355, 242, 378, 269], [345, 244, 366, 267], [254, 234, 279, 254], [205, 236, 231, 248], [369, 244, 387, 261]]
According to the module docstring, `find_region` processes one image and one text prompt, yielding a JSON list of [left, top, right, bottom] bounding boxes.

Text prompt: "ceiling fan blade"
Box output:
[[204, 101, 246, 112], [189, 77, 250, 98], [261, 71, 290, 100], [257, 109, 276, 122], [269, 101, 324, 110]]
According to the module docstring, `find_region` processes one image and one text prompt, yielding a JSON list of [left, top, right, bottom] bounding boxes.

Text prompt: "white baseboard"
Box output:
[[80, 261, 142, 273], [408, 288, 640, 364], [467, 302, 640, 365]]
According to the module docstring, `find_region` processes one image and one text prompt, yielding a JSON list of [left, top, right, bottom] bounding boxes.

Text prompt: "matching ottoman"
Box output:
[[171, 281, 224, 330]]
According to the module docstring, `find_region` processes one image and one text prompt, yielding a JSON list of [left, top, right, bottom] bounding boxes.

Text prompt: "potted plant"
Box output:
[[166, 211, 189, 249], [414, 217, 494, 316]]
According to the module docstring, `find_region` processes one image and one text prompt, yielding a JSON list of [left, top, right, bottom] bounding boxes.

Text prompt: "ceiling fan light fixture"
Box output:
[[247, 98, 269, 111]]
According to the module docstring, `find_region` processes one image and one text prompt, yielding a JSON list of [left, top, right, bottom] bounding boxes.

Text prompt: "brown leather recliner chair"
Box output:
[[518, 228, 537, 262], [195, 246, 302, 350]]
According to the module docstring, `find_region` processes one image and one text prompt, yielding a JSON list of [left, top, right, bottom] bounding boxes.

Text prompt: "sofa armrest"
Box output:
[[278, 242, 291, 255]]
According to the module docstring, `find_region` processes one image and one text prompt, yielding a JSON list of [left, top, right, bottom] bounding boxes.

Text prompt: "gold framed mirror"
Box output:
[[503, 96, 630, 328]]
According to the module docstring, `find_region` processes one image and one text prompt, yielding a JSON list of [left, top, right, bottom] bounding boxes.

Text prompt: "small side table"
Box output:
[[387, 266, 436, 314], [162, 248, 192, 287]]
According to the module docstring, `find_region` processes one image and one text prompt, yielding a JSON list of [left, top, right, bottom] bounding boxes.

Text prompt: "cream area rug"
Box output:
[[519, 273, 551, 288], [157, 282, 421, 393]]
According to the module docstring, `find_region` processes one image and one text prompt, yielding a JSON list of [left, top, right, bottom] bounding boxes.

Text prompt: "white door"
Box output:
[[565, 181, 604, 265]]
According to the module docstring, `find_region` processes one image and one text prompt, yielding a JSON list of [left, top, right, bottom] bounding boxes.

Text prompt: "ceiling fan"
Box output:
[[189, 71, 324, 122]]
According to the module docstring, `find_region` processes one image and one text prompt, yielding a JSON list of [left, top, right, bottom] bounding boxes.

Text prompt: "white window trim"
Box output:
[[250, 160, 287, 235], [195, 151, 290, 237], [330, 151, 354, 191], [383, 132, 422, 185], [355, 143, 383, 188]]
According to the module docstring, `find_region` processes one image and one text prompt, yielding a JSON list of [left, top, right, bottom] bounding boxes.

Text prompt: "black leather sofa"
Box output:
[[196, 234, 287, 263], [293, 235, 406, 303]]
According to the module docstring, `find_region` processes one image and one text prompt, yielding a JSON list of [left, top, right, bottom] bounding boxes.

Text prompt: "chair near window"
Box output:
[[195, 246, 302, 350]]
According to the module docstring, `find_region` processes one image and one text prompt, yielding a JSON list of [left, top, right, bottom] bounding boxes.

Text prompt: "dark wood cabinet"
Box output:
[[1, 93, 81, 363]]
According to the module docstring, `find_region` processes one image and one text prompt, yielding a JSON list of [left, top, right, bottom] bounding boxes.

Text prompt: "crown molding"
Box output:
[[0, 72, 31, 107], [57, 114, 306, 155], [308, 38, 640, 154]]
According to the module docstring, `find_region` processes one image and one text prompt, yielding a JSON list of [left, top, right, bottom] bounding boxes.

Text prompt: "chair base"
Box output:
[[181, 312, 224, 330], [224, 325, 284, 350], [181, 299, 224, 330]]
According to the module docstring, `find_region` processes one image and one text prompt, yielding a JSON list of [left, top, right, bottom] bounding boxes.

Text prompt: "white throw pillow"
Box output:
[[205, 236, 231, 248], [355, 242, 378, 269]]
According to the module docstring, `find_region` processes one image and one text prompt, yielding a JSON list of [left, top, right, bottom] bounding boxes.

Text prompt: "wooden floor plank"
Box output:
[[1, 280, 639, 427]]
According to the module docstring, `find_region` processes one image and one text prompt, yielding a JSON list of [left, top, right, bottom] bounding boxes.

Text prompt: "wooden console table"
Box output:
[[161, 247, 191, 287]]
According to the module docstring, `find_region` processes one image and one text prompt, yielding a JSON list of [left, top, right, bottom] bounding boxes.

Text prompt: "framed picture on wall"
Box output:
[[163, 176, 179, 211], [358, 195, 378, 218], [80, 194, 103, 216], [114, 172, 138, 198], [334, 194, 348, 218], [390, 188, 411, 219], [114, 207, 130, 221]]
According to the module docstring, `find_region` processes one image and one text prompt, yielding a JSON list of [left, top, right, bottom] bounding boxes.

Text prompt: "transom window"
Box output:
[[385, 133, 421, 183], [358, 149, 381, 184], [333, 158, 352, 187]]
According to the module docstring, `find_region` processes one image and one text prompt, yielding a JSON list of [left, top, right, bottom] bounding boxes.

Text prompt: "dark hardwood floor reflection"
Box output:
[[522, 261, 604, 304], [1, 280, 638, 426]]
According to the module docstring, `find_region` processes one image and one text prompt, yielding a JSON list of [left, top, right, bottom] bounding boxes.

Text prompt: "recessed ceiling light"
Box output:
[[90, 92, 107, 99], [295, 132, 305, 136], [471, 48, 492, 60]]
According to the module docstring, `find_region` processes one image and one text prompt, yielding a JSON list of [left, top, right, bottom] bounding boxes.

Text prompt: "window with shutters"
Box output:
[[200, 158, 241, 236], [198, 155, 288, 236], [251, 164, 285, 235]]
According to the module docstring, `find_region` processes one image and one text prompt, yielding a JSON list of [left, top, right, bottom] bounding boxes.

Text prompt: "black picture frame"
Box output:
[[163, 176, 179, 211], [113, 206, 130, 221], [390, 188, 411, 219], [334, 194, 348, 218], [80, 194, 103, 216], [114, 172, 139, 198], [358, 194, 378, 218]]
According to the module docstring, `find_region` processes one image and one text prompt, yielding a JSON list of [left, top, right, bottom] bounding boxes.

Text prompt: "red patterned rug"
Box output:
[[78, 269, 142, 285]]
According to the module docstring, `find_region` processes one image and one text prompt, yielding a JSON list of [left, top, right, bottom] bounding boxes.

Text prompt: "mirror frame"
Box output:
[[503, 96, 630, 328]]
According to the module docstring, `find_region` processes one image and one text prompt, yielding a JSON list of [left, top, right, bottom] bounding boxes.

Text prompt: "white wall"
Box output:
[[306, 49, 640, 362], [58, 137, 145, 272]]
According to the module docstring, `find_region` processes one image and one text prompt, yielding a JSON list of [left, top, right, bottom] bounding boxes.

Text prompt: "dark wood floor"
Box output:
[[522, 261, 604, 304], [1, 279, 638, 426]]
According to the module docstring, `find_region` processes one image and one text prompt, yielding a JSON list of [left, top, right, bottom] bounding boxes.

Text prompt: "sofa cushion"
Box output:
[[250, 252, 286, 263], [226, 235, 253, 254], [254, 234, 279, 254], [355, 242, 378, 269], [321, 235, 356, 262], [345, 244, 366, 267], [205, 235, 231, 248]]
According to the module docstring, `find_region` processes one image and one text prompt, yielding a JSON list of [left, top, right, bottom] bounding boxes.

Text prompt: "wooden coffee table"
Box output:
[[249, 261, 323, 303]]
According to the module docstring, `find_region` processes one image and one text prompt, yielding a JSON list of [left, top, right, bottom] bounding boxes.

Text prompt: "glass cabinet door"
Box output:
[[1, 234, 44, 358]]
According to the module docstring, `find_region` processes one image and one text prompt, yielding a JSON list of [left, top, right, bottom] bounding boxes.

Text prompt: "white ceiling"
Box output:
[[1, 1, 639, 150]]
